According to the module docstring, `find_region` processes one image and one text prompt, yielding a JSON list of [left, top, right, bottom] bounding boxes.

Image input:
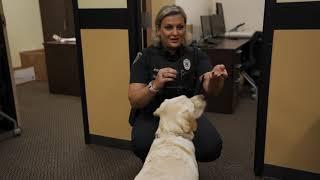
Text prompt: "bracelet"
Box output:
[[147, 81, 159, 93]]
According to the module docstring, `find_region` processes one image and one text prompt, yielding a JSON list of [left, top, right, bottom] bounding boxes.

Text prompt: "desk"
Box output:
[[200, 38, 250, 113], [43, 41, 80, 96]]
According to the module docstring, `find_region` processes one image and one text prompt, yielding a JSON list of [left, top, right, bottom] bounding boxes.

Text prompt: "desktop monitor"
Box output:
[[200, 15, 212, 40], [210, 14, 226, 37], [216, 2, 224, 17]]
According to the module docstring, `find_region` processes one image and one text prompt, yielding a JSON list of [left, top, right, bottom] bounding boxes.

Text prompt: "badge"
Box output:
[[183, 59, 191, 70], [132, 52, 143, 64]]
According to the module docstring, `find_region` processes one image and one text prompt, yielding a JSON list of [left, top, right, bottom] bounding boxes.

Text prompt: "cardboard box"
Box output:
[[19, 49, 48, 81], [14, 66, 36, 85]]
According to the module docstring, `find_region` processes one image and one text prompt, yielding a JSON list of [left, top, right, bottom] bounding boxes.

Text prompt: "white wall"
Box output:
[[216, 0, 265, 32], [2, 0, 44, 68], [176, 0, 215, 41]]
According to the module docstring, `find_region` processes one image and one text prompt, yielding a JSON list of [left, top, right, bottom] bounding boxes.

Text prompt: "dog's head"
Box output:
[[153, 95, 206, 140]]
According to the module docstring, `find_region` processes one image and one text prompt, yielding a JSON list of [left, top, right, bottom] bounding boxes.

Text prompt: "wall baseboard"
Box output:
[[264, 164, 320, 180], [89, 134, 132, 150]]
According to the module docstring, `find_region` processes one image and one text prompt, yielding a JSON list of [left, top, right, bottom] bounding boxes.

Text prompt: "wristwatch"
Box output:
[[147, 81, 159, 93]]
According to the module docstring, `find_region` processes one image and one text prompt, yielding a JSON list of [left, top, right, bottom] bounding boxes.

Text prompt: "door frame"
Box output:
[[0, 1, 17, 128], [254, 0, 320, 178]]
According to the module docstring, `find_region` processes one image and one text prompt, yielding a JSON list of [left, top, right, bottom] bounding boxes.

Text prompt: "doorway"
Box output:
[[0, 0, 83, 143]]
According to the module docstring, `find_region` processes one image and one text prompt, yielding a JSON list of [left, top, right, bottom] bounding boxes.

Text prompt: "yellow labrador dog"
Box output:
[[134, 95, 206, 180]]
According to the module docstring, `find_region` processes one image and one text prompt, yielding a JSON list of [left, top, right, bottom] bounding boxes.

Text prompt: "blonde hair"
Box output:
[[153, 5, 192, 47]]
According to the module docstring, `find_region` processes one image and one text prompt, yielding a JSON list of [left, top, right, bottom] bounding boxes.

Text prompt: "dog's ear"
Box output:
[[153, 106, 162, 117], [180, 109, 193, 133], [190, 118, 197, 132], [190, 95, 206, 119], [153, 100, 167, 117]]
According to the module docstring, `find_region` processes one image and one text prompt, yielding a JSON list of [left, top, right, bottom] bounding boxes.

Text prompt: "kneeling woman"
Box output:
[[128, 5, 228, 162]]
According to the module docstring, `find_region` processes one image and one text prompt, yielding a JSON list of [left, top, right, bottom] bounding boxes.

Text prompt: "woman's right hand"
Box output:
[[153, 67, 177, 90]]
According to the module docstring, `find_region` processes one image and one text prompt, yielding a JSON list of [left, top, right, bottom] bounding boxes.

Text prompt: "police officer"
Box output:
[[128, 5, 228, 162]]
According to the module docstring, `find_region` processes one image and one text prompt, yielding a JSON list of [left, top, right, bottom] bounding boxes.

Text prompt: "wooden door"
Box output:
[[0, 2, 18, 129]]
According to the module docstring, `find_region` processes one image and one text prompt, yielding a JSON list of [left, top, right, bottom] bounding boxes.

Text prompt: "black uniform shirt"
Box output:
[[130, 45, 212, 113]]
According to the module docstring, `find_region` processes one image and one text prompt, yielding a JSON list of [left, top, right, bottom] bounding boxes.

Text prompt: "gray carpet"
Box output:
[[0, 81, 265, 180]]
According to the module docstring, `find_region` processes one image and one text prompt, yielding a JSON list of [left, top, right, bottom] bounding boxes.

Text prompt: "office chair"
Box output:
[[240, 31, 263, 100], [0, 111, 21, 141]]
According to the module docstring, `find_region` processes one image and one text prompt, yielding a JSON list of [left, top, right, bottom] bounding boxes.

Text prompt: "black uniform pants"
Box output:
[[131, 113, 223, 162]]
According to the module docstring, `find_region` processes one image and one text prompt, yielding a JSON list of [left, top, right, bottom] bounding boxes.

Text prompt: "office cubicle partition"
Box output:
[[72, 0, 141, 148], [255, 0, 320, 179]]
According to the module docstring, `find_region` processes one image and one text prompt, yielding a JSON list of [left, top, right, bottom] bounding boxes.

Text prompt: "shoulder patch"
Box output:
[[132, 52, 143, 65]]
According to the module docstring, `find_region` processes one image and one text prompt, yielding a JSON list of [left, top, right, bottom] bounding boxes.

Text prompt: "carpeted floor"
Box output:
[[0, 81, 266, 180]]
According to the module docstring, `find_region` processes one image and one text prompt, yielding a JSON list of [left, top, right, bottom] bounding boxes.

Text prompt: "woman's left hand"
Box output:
[[202, 64, 228, 95]]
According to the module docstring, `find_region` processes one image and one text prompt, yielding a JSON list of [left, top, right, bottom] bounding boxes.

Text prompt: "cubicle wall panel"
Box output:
[[78, 9, 129, 29], [78, 0, 127, 9], [80, 29, 131, 140], [265, 30, 320, 173], [272, 1, 320, 30], [277, 0, 318, 3]]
